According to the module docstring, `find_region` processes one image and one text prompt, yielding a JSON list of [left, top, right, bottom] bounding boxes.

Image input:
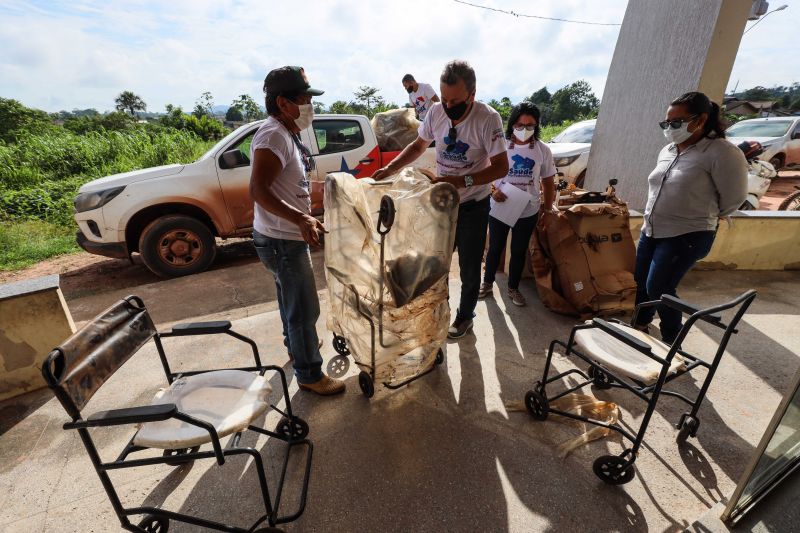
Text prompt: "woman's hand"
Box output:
[[492, 187, 507, 202]]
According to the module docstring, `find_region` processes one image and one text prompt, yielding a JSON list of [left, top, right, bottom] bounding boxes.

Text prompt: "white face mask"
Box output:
[[514, 127, 535, 142], [294, 103, 314, 130], [663, 121, 693, 144]]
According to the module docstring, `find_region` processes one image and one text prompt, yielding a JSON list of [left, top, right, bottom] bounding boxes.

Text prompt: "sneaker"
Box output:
[[298, 375, 346, 396], [478, 282, 493, 299], [288, 339, 324, 361], [448, 316, 474, 339], [632, 322, 651, 335], [508, 288, 526, 307]]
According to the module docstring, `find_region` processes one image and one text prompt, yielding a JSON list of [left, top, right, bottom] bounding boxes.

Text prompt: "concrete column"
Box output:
[[585, 0, 752, 209]]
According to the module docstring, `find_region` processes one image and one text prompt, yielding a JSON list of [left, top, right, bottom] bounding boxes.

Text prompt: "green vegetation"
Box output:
[[0, 96, 218, 270]]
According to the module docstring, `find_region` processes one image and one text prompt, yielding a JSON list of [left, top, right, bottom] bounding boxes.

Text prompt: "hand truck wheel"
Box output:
[[435, 348, 444, 365], [275, 416, 310, 441], [162, 446, 200, 466], [677, 414, 700, 443], [593, 455, 635, 485], [332, 334, 350, 356], [524, 387, 549, 421], [358, 371, 375, 398], [253, 528, 285, 533], [377, 195, 395, 233], [137, 514, 169, 532], [588, 365, 613, 390]]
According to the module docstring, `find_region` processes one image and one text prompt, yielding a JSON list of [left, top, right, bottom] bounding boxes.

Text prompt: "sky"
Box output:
[[0, 0, 797, 114]]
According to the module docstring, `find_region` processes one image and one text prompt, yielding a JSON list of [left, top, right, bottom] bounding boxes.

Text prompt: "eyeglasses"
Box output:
[[659, 115, 697, 130], [446, 126, 458, 152], [290, 132, 316, 172], [514, 125, 537, 131]]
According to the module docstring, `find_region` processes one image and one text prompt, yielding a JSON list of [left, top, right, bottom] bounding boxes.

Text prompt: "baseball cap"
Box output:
[[264, 66, 324, 96]]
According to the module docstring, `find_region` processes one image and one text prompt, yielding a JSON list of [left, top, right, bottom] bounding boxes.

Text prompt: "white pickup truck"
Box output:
[[73, 114, 435, 277]]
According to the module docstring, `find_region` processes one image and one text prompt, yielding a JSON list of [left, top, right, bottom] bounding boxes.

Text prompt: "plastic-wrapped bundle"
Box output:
[[324, 169, 459, 386], [370, 108, 421, 152]]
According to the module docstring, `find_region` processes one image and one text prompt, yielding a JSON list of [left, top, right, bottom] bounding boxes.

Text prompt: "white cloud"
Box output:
[[0, 0, 796, 113]]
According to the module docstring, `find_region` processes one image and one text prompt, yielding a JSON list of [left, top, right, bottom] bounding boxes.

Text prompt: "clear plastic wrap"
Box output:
[[370, 108, 421, 152], [324, 169, 459, 386]]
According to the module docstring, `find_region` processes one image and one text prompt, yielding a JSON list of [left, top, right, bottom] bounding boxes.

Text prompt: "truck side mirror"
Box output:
[[219, 149, 250, 169]]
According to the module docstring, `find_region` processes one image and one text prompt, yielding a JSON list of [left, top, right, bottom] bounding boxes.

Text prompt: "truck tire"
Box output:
[[769, 154, 784, 172], [138, 215, 217, 278], [575, 170, 587, 189]]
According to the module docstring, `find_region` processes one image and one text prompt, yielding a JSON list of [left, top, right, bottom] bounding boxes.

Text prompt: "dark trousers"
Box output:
[[634, 231, 716, 343], [484, 213, 538, 290], [454, 197, 491, 321]]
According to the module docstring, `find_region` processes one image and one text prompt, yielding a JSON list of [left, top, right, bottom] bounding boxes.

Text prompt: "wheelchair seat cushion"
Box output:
[[573, 323, 685, 384], [133, 369, 271, 449]]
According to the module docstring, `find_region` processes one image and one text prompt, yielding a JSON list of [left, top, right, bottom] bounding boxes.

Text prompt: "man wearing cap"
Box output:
[[374, 60, 508, 340], [250, 66, 345, 396]]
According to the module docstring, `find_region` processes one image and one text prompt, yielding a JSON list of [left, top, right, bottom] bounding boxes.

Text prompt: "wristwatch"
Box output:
[[463, 175, 474, 188]]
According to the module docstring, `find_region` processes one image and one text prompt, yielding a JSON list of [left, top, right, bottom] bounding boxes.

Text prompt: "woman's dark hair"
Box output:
[[264, 90, 300, 116], [506, 101, 541, 142], [670, 91, 726, 139]]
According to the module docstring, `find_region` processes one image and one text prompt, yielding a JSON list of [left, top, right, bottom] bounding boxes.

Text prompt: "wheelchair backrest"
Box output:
[[41, 296, 156, 420]]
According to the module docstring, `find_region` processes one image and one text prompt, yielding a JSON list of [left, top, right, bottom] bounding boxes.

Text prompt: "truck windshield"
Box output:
[[726, 120, 793, 138], [551, 122, 595, 144]]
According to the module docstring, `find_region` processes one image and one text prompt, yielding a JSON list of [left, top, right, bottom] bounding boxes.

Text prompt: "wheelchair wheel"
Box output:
[[524, 387, 549, 421], [138, 514, 169, 532], [677, 414, 700, 443], [435, 348, 444, 365], [359, 371, 374, 398], [276, 416, 310, 441], [332, 334, 350, 356], [593, 455, 635, 485], [588, 366, 613, 390], [162, 446, 200, 466]]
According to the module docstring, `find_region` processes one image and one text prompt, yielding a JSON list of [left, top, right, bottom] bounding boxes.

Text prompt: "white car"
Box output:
[[546, 119, 595, 188], [73, 114, 435, 277], [726, 117, 800, 171]]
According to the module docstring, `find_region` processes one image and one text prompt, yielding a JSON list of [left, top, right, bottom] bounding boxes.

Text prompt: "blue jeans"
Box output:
[[253, 231, 323, 384], [634, 231, 716, 343], [455, 197, 491, 322], [484, 213, 538, 290]]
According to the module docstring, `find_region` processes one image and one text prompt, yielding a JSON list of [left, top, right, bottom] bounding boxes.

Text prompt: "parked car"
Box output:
[[73, 114, 436, 277], [726, 117, 800, 171], [546, 119, 595, 188]]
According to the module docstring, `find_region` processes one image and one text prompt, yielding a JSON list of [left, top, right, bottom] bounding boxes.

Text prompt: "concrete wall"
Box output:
[[629, 211, 800, 270], [585, 0, 751, 209], [0, 276, 75, 401]]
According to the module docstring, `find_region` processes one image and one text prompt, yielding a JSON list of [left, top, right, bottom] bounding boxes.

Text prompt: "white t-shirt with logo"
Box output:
[[418, 101, 507, 204], [250, 116, 311, 241], [409, 82, 437, 120], [493, 140, 557, 219]]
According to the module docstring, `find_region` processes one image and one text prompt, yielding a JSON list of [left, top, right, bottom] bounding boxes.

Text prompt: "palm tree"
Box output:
[[115, 91, 147, 117]]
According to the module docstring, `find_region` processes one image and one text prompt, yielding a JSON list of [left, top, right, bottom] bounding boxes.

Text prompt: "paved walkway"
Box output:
[[1, 269, 798, 532]]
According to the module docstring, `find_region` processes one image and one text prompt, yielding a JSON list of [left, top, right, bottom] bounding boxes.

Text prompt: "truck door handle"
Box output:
[[359, 158, 374, 164]]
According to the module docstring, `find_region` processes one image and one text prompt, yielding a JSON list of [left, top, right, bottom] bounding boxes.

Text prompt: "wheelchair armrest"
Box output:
[[64, 403, 177, 429], [661, 295, 722, 323], [168, 321, 232, 336], [592, 318, 652, 354]]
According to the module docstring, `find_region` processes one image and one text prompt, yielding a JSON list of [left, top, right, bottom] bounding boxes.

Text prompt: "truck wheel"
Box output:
[[778, 190, 800, 211], [769, 154, 784, 172], [138, 215, 217, 277], [575, 170, 587, 189]]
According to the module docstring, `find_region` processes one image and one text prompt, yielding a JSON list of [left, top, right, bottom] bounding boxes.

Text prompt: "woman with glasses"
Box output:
[[480, 101, 556, 307], [635, 91, 747, 343]]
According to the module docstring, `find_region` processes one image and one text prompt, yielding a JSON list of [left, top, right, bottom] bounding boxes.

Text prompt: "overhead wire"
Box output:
[[452, 0, 622, 27]]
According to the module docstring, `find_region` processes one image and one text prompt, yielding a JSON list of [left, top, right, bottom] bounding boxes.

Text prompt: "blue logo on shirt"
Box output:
[[441, 133, 470, 162], [509, 154, 535, 177]]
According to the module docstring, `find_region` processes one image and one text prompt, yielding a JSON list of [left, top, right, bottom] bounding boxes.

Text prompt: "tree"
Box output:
[[225, 106, 244, 121], [488, 97, 513, 122], [328, 100, 353, 114], [790, 97, 800, 112], [193, 91, 214, 118], [160, 104, 186, 129], [231, 94, 263, 121], [354, 86, 381, 116], [313, 102, 327, 114], [549, 80, 599, 124], [741, 86, 772, 101], [0, 97, 53, 143], [114, 91, 147, 117], [529, 87, 552, 105]]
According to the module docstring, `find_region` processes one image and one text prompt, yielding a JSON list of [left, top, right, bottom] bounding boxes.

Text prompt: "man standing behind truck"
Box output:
[[249, 66, 345, 396], [375, 60, 509, 339], [402, 73, 440, 121]]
